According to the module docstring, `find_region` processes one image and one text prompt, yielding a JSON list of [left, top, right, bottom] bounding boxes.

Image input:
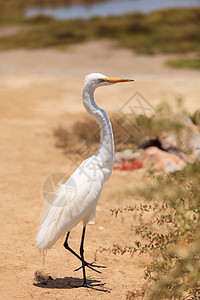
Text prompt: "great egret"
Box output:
[[37, 73, 133, 289]]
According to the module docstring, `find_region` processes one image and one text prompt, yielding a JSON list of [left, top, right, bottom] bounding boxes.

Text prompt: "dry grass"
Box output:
[[54, 103, 198, 156], [54, 125, 70, 148], [73, 117, 99, 142]]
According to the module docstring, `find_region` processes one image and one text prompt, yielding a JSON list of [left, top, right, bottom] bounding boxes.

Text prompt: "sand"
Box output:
[[0, 40, 199, 299]]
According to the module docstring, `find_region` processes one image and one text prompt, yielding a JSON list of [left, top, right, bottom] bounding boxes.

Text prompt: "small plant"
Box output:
[[190, 110, 200, 130], [54, 125, 69, 148], [111, 161, 200, 299]]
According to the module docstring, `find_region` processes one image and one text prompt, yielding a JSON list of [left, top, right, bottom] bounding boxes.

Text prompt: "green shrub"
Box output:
[[166, 58, 200, 70], [0, 7, 199, 54], [132, 161, 200, 299], [111, 161, 200, 299]]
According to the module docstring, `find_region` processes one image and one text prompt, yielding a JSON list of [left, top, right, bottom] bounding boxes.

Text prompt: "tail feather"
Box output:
[[37, 185, 70, 251]]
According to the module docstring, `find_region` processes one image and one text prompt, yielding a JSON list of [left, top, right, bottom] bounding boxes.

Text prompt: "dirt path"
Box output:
[[0, 41, 199, 299]]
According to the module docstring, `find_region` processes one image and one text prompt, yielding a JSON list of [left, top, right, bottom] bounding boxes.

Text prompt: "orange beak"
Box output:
[[107, 78, 134, 83]]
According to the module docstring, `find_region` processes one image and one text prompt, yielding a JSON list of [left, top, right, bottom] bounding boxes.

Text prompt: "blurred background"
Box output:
[[0, 1, 200, 300]]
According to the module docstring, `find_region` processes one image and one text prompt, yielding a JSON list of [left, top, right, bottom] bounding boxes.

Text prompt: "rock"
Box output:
[[138, 112, 200, 162], [158, 113, 199, 159], [188, 133, 200, 160], [159, 132, 190, 162], [159, 132, 177, 152], [143, 146, 186, 173]]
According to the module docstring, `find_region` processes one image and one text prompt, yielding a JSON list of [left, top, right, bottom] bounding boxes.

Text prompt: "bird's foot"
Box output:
[[75, 282, 108, 292], [74, 261, 106, 273]]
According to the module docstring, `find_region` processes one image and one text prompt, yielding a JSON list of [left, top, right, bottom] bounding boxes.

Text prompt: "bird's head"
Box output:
[[84, 73, 134, 89]]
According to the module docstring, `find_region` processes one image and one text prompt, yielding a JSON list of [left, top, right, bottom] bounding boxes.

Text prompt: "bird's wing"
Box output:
[[37, 156, 104, 251]]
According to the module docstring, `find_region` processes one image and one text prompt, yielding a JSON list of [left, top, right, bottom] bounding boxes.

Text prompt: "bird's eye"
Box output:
[[98, 78, 108, 83]]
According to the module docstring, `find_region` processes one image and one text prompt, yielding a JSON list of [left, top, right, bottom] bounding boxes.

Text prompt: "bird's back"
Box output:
[[37, 156, 104, 251]]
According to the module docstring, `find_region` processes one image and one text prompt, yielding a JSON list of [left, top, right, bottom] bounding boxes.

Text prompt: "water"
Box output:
[[26, 0, 200, 20]]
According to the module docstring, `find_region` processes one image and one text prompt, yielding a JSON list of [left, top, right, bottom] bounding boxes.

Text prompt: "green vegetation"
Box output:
[[0, 0, 104, 4], [190, 110, 200, 129], [0, 0, 105, 23], [123, 161, 200, 299], [0, 20, 88, 49], [109, 107, 200, 299], [0, 7, 199, 55], [166, 58, 200, 69], [167, 57, 200, 69]]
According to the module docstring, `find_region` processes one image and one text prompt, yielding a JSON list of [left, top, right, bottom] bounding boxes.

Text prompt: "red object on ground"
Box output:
[[114, 158, 142, 171]]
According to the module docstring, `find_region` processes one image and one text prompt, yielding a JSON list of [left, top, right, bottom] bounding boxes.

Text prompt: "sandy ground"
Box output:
[[0, 40, 199, 300]]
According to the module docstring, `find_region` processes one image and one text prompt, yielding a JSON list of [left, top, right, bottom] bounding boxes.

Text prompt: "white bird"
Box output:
[[37, 73, 133, 289]]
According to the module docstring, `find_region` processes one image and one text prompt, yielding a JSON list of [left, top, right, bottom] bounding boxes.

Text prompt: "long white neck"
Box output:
[[82, 84, 114, 180]]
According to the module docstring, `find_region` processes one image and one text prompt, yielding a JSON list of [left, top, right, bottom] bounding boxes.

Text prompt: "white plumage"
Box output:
[[36, 73, 133, 288], [37, 156, 104, 251]]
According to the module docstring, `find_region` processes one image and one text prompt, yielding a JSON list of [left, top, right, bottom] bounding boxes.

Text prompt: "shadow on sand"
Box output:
[[33, 271, 109, 292]]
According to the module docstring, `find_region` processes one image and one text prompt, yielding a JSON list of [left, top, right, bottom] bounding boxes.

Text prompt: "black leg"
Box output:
[[64, 228, 108, 292], [64, 232, 82, 261], [78, 227, 106, 291], [80, 226, 87, 285], [63, 232, 105, 274]]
